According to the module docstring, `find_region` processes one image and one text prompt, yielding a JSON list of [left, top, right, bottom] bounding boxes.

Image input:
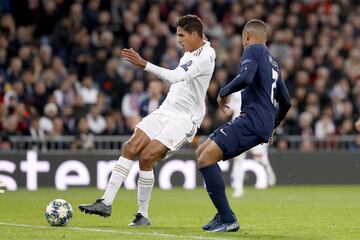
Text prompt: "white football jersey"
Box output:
[[146, 41, 216, 127], [228, 91, 242, 120]]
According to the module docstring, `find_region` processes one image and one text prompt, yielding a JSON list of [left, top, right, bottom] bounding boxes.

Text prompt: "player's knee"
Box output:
[[139, 150, 155, 170], [121, 141, 138, 159], [197, 153, 208, 169], [195, 146, 203, 159]]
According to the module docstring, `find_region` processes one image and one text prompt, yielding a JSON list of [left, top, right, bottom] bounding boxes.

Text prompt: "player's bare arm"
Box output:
[[122, 48, 147, 68], [217, 95, 230, 113]]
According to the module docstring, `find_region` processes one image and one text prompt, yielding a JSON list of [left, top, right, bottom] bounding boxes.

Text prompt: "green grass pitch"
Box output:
[[0, 185, 359, 240]]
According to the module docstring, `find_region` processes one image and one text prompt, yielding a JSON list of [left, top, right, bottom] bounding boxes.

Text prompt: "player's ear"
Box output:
[[191, 31, 198, 38], [245, 31, 250, 41], [264, 33, 268, 42]]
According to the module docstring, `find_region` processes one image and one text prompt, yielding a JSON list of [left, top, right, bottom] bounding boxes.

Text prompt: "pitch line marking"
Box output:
[[0, 222, 230, 240]]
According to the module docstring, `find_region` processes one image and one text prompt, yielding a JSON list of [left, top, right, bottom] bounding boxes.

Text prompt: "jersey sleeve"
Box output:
[[274, 73, 291, 128], [239, 45, 259, 74], [145, 49, 214, 84], [219, 46, 259, 97]]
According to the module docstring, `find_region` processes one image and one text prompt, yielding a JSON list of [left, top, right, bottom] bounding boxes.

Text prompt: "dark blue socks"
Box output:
[[199, 163, 236, 223]]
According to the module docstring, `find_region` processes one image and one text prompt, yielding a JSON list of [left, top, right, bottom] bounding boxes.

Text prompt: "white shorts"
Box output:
[[136, 111, 197, 151], [250, 143, 268, 156]]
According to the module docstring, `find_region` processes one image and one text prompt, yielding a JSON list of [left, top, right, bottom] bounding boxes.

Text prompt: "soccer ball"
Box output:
[[45, 199, 73, 226]]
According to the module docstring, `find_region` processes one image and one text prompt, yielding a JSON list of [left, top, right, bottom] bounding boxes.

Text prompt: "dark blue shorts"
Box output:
[[210, 114, 262, 160]]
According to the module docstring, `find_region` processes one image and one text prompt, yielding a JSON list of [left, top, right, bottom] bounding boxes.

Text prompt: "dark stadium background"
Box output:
[[0, 0, 359, 186]]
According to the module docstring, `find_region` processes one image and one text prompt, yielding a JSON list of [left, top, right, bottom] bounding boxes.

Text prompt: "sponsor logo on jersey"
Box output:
[[180, 60, 193, 71], [241, 59, 253, 65]]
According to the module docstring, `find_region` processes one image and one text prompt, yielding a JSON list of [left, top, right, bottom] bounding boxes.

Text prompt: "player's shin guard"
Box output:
[[199, 163, 236, 223], [137, 170, 154, 218], [101, 156, 134, 206]]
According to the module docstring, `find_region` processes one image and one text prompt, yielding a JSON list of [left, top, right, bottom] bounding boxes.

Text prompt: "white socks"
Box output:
[[101, 157, 155, 218], [231, 153, 246, 194], [102, 156, 134, 206], [137, 170, 154, 218]]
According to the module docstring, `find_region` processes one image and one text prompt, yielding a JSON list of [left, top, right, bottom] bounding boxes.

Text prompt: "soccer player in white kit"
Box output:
[[228, 91, 276, 198], [79, 15, 216, 226]]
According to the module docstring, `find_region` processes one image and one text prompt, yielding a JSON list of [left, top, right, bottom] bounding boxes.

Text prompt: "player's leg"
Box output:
[[198, 116, 261, 232], [195, 138, 212, 159], [129, 140, 169, 226], [231, 152, 246, 198], [252, 144, 276, 186], [101, 128, 151, 206], [130, 115, 196, 226], [197, 140, 239, 232], [78, 128, 151, 217]]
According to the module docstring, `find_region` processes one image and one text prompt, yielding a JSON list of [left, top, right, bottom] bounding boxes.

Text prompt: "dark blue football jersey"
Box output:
[[219, 44, 291, 141]]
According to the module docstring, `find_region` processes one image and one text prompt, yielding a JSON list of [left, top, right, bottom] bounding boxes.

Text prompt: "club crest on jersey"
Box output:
[[180, 60, 193, 71]]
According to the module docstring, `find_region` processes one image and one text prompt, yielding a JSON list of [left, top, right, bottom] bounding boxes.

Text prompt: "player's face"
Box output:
[[176, 27, 197, 52]]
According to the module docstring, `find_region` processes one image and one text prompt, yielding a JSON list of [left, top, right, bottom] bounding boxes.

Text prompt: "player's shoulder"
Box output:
[[268, 53, 281, 71], [193, 41, 215, 57], [245, 44, 266, 55], [191, 42, 216, 66]]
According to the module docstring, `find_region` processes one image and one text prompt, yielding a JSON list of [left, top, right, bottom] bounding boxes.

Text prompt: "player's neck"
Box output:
[[190, 40, 205, 52], [248, 39, 266, 47]]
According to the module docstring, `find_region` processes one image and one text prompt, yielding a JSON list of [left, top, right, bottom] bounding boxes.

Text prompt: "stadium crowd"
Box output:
[[0, 0, 359, 151]]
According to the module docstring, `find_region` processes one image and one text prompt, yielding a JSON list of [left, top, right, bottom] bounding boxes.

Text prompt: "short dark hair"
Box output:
[[175, 14, 203, 37], [243, 19, 267, 33]]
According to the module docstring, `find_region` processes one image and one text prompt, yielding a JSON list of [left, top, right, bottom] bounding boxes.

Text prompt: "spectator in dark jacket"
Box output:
[[139, 80, 165, 117]]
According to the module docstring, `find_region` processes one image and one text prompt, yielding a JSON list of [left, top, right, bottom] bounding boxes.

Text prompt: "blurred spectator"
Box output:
[[27, 116, 45, 141], [355, 118, 360, 132], [61, 105, 77, 135], [315, 108, 336, 139], [0, 132, 11, 151], [0, 0, 358, 151], [103, 114, 122, 135], [300, 140, 316, 153], [79, 75, 99, 105], [87, 104, 106, 134], [139, 80, 165, 117], [71, 117, 94, 150], [39, 102, 58, 134], [121, 79, 146, 118], [297, 112, 314, 137], [54, 79, 76, 107]]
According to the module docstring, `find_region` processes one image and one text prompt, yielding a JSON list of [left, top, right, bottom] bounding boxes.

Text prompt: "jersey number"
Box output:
[[271, 68, 278, 107]]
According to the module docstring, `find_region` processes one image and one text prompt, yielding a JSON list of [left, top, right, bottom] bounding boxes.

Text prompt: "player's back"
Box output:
[[241, 44, 282, 140]]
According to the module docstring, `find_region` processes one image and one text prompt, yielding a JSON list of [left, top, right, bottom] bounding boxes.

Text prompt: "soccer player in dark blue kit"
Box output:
[[196, 19, 291, 232]]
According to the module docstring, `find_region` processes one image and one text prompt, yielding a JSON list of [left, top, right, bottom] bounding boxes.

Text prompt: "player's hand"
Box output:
[[269, 129, 275, 145], [122, 48, 147, 68], [217, 95, 230, 114], [0, 179, 6, 194]]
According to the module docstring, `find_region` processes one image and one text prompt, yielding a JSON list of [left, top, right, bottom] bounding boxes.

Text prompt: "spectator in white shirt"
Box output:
[[39, 102, 58, 134], [79, 75, 99, 105], [315, 108, 336, 139], [87, 104, 106, 134]]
